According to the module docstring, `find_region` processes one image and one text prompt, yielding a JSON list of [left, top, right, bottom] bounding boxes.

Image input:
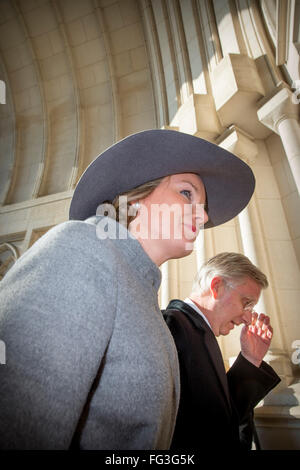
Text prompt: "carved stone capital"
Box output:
[[257, 88, 299, 134]]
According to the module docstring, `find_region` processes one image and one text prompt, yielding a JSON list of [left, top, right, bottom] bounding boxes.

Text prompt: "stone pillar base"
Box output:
[[255, 381, 300, 450], [255, 350, 300, 449], [229, 350, 300, 449]]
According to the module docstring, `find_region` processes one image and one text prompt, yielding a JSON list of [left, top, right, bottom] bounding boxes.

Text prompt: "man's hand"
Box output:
[[240, 313, 273, 367]]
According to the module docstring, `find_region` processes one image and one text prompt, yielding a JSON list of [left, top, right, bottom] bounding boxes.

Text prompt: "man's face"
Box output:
[[212, 277, 261, 336]]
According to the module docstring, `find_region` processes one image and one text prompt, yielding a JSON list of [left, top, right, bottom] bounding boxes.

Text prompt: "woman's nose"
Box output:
[[193, 205, 209, 227], [202, 209, 209, 225]]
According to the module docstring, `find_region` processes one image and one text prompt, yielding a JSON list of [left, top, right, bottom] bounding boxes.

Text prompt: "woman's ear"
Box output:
[[128, 200, 140, 217], [210, 276, 223, 300], [132, 201, 141, 210]]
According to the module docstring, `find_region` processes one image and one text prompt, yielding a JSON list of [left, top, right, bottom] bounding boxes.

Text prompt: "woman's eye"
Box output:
[[180, 189, 192, 200]]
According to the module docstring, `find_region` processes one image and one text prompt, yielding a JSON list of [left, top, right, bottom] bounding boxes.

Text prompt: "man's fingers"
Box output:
[[253, 313, 272, 335], [255, 314, 264, 335], [248, 324, 257, 334], [249, 313, 258, 331], [262, 315, 270, 331], [262, 325, 273, 341], [248, 314, 273, 340], [267, 324, 273, 339], [257, 313, 265, 326]]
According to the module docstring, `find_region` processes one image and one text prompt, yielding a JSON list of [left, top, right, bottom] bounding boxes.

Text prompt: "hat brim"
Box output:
[[69, 129, 255, 229]]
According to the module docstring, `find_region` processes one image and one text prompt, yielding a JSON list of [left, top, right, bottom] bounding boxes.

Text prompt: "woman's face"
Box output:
[[129, 173, 209, 265]]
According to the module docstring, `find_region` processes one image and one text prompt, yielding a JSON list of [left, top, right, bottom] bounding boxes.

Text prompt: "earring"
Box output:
[[133, 202, 140, 210]]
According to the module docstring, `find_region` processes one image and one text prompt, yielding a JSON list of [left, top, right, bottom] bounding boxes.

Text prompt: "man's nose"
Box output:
[[242, 309, 252, 326]]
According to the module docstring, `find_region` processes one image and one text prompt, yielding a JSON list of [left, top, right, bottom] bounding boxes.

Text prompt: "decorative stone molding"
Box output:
[[28, 226, 54, 248], [0, 242, 18, 280], [215, 125, 258, 165], [210, 53, 267, 137], [276, 0, 289, 66], [212, 53, 264, 109], [172, 93, 222, 140], [0, 190, 73, 216], [0, 242, 18, 260]]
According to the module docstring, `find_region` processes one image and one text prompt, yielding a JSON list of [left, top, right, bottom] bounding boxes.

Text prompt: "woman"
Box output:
[[0, 129, 255, 450]]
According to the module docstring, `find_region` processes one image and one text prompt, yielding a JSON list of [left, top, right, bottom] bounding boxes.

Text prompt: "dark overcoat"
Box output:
[[163, 299, 281, 450]]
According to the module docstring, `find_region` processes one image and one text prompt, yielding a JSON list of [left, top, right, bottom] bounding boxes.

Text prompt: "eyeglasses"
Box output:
[[226, 283, 257, 314]]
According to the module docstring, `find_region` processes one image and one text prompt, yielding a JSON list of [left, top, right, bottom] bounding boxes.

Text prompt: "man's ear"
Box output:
[[210, 276, 223, 299]]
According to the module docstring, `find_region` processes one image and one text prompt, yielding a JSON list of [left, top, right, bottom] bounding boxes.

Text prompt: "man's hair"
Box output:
[[192, 252, 268, 294]]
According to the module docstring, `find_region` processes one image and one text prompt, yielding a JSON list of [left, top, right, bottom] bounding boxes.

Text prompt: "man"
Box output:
[[163, 252, 281, 450]]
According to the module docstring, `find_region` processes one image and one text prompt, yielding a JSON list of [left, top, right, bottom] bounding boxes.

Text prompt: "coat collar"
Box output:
[[85, 216, 162, 291], [166, 299, 231, 409]]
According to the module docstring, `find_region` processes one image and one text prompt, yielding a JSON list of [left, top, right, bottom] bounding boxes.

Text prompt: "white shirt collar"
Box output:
[[184, 297, 212, 331]]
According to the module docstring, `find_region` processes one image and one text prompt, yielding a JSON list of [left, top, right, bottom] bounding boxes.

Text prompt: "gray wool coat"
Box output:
[[0, 216, 180, 450]]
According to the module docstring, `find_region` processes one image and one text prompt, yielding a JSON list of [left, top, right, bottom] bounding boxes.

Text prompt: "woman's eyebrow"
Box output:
[[181, 180, 200, 193]]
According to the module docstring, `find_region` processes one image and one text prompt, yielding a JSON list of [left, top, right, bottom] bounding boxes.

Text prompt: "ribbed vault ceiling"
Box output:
[[0, 0, 155, 205]]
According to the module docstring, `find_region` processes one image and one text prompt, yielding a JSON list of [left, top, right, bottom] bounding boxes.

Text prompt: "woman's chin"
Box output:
[[171, 241, 194, 259]]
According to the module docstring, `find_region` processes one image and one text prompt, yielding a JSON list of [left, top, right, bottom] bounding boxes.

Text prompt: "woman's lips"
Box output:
[[185, 223, 197, 231], [182, 225, 198, 242], [184, 224, 197, 234]]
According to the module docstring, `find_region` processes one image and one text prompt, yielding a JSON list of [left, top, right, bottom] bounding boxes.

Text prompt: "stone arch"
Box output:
[[0, 242, 19, 280]]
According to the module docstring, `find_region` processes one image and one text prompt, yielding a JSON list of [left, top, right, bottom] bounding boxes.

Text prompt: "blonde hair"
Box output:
[[192, 252, 268, 294], [111, 177, 165, 228]]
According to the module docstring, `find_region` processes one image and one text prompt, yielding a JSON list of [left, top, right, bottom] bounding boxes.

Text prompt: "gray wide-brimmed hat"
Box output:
[[69, 129, 255, 229]]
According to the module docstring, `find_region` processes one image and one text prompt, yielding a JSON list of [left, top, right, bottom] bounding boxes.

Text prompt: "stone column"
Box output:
[[258, 88, 300, 195], [217, 125, 300, 449], [217, 126, 266, 314], [216, 127, 264, 362], [216, 127, 294, 380]]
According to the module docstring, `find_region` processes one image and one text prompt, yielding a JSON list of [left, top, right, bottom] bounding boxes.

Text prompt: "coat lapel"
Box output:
[[202, 326, 232, 410], [166, 300, 232, 410]]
